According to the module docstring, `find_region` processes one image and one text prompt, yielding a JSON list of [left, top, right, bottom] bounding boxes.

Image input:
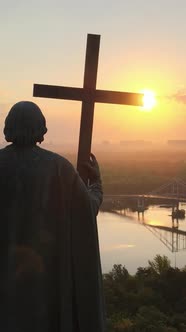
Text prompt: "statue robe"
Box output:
[[0, 144, 105, 332]]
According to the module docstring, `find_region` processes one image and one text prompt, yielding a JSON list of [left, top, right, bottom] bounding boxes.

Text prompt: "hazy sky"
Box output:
[[1, 0, 186, 146]]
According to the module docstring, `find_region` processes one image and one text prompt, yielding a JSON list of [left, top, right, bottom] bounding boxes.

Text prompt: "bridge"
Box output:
[[103, 178, 186, 212], [102, 178, 186, 252], [110, 210, 186, 253], [145, 224, 186, 252]]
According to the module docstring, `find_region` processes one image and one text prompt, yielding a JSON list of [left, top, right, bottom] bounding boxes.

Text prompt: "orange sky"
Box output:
[[1, 1, 186, 146]]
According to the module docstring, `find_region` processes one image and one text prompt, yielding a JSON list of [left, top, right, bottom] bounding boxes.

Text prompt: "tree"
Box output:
[[103, 256, 186, 332], [111, 264, 129, 282], [181, 266, 186, 272], [113, 318, 133, 332], [135, 305, 168, 331], [148, 255, 171, 275]]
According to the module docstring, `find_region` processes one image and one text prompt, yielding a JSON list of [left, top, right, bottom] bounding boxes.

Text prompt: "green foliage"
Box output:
[[148, 255, 171, 275], [104, 255, 186, 332], [113, 317, 134, 332], [135, 305, 168, 331]]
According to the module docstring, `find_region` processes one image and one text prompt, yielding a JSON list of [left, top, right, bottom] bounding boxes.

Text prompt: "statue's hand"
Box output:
[[83, 153, 101, 184]]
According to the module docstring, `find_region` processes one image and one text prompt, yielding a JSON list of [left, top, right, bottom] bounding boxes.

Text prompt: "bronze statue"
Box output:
[[0, 101, 105, 332]]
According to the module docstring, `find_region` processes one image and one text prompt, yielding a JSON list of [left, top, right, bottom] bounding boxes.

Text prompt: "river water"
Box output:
[[97, 205, 186, 274]]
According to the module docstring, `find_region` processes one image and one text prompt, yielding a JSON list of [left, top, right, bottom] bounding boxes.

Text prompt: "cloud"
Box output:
[[102, 244, 136, 252], [114, 244, 136, 249], [171, 90, 186, 104]]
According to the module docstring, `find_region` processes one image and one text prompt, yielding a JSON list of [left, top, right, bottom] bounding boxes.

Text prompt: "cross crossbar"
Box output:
[[33, 33, 143, 184], [33, 84, 143, 106]]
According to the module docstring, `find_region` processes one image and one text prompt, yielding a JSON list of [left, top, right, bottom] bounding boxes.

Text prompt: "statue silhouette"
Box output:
[[0, 101, 105, 332]]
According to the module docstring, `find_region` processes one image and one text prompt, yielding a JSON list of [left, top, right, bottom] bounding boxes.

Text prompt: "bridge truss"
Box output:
[[144, 224, 186, 252], [149, 178, 186, 199]]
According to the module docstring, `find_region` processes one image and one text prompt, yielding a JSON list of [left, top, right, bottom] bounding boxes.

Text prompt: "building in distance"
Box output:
[[167, 140, 186, 148], [120, 140, 152, 147]]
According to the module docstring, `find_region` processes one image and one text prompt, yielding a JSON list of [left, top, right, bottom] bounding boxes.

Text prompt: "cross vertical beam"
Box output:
[[77, 34, 100, 183], [33, 33, 144, 185]]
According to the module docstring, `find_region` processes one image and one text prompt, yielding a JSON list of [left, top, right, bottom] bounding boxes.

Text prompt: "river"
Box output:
[[97, 205, 186, 274]]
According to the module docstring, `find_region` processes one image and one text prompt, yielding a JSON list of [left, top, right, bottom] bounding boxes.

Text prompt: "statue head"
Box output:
[[4, 101, 47, 145]]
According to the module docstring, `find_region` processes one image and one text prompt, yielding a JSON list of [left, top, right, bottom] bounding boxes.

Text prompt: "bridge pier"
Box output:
[[172, 201, 179, 214], [172, 218, 179, 228], [137, 197, 145, 213], [171, 200, 185, 219], [138, 211, 144, 221], [120, 208, 126, 215]]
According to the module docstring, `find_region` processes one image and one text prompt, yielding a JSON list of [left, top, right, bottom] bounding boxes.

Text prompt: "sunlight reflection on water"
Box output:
[[97, 206, 186, 274]]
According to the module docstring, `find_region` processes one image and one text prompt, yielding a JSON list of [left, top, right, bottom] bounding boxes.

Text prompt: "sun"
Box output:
[[141, 89, 156, 110]]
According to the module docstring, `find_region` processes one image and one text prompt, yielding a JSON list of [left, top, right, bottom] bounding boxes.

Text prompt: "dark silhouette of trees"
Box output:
[[148, 255, 171, 275], [103, 255, 186, 331]]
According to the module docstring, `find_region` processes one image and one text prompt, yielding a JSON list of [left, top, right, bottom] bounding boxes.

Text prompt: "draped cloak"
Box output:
[[0, 144, 105, 332]]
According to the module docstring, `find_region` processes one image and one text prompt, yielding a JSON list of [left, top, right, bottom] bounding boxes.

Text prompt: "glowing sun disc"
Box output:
[[142, 90, 156, 110]]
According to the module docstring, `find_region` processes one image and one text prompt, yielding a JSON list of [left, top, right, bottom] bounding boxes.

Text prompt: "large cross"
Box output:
[[33, 34, 143, 184]]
